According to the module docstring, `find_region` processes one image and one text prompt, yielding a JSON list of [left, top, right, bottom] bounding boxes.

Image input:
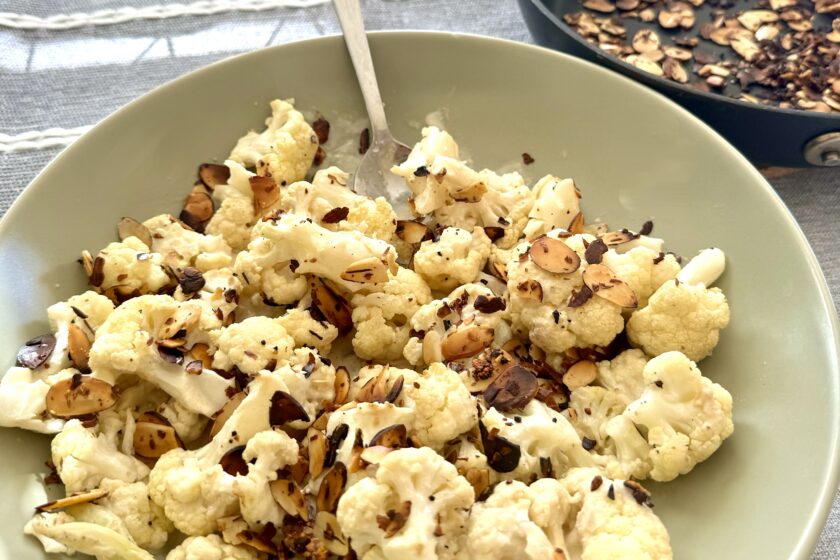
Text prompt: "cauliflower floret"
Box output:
[[166, 534, 258, 560], [97, 479, 173, 550], [234, 245, 308, 307], [627, 248, 729, 361], [228, 98, 317, 185], [620, 351, 734, 482], [403, 283, 512, 367], [93, 236, 171, 298], [481, 399, 595, 482], [282, 166, 397, 241], [209, 316, 294, 375], [276, 306, 339, 354], [412, 227, 492, 291], [25, 512, 155, 560], [466, 478, 571, 559], [206, 197, 256, 253], [565, 386, 629, 451], [149, 370, 289, 535], [595, 349, 649, 405], [523, 175, 581, 240], [0, 367, 66, 433], [336, 447, 474, 560], [602, 245, 680, 308], [506, 233, 625, 355], [351, 267, 432, 361], [51, 419, 150, 493], [391, 126, 460, 214], [156, 398, 209, 444], [143, 214, 234, 272], [562, 467, 672, 559], [174, 268, 242, 335], [275, 348, 336, 429], [89, 295, 233, 416], [233, 429, 299, 529]]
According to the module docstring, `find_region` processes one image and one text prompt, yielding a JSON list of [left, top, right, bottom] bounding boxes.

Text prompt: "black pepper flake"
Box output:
[[312, 117, 330, 144], [522, 152, 535, 165], [414, 165, 430, 177], [607, 484, 615, 500], [653, 252, 666, 265], [654, 380, 663, 388], [289, 260, 299, 273], [581, 437, 596, 450], [591, 475, 603, 491], [639, 220, 653, 236], [322, 206, 350, 224], [568, 285, 593, 308], [552, 310, 560, 324]]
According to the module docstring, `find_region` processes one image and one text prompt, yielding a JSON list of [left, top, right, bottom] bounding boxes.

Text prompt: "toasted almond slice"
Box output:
[[582, 264, 638, 308], [46, 374, 117, 417], [441, 326, 495, 361], [422, 330, 443, 364], [730, 36, 760, 61], [462, 467, 491, 499], [198, 163, 230, 190], [269, 390, 310, 425], [529, 236, 581, 274], [270, 479, 309, 520], [210, 392, 245, 438], [516, 279, 543, 302], [583, 0, 615, 12], [563, 360, 598, 391], [66, 324, 91, 372], [35, 488, 109, 512], [479, 421, 521, 473], [488, 260, 508, 282], [133, 420, 183, 458], [395, 220, 433, 244], [158, 306, 200, 341], [220, 446, 248, 476], [310, 278, 353, 335], [250, 176, 280, 214], [483, 365, 539, 412], [80, 250, 94, 278], [137, 410, 169, 425], [333, 366, 351, 405], [237, 530, 278, 555], [616, 0, 639, 8], [17, 334, 57, 370], [360, 445, 393, 465], [314, 511, 350, 556], [89, 255, 105, 287], [317, 462, 347, 513], [309, 430, 328, 480], [368, 424, 408, 448], [312, 411, 330, 432], [568, 212, 585, 234], [755, 23, 780, 41], [117, 217, 153, 247], [340, 256, 389, 284], [356, 366, 390, 403], [179, 185, 215, 233], [663, 46, 692, 61], [599, 230, 636, 246], [632, 29, 660, 53], [737, 9, 778, 31], [662, 58, 689, 83], [190, 343, 213, 369]]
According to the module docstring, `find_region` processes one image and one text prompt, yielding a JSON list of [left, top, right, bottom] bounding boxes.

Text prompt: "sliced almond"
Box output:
[[16, 334, 57, 370], [210, 392, 245, 438], [737, 9, 778, 31], [583, 0, 616, 12], [35, 488, 109, 512], [441, 326, 495, 361], [46, 374, 117, 417], [340, 256, 389, 284], [309, 430, 328, 480], [395, 220, 433, 244], [80, 250, 94, 278], [133, 419, 183, 458], [483, 365, 539, 412], [355, 367, 401, 404], [198, 163, 230, 190], [310, 278, 353, 335], [529, 236, 581, 274], [582, 264, 638, 308], [599, 230, 636, 246], [67, 324, 91, 372], [89, 255, 105, 287], [269, 390, 310, 426], [479, 421, 521, 473], [314, 511, 350, 556], [250, 176, 280, 215], [462, 467, 490, 499], [368, 424, 408, 448], [568, 212, 585, 234], [730, 36, 760, 61], [117, 217, 153, 247], [158, 306, 199, 341], [333, 366, 351, 405], [316, 462, 347, 513], [563, 360, 598, 391], [632, 29, 660, 53], [422, 331, 443, 364], [488, 260, 508, 282], [770, 0, 796, 7], [220, 446, 249, 476], [450, 180, 487, 202], [270, 479, 309, 520], [179, 185, 215, 233], [663, 58, 689, 83], [754, 23, 780, 41], [663, 46, 692, 61], [615, 0, 639, 8], [360, 445, 393, 465], [237, 530, 277, 555], [189, 343, 213, 369]]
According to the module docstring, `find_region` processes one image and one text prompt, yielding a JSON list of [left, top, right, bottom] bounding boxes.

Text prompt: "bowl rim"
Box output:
[[0, 30, 837, 559], [523, 0, 840, 123]]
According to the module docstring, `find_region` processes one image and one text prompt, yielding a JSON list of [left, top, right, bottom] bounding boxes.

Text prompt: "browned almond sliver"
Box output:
[[133, 419, 184, 458], [179, 185, 215, 233], [198, 163, 230, 190], [333, 366, 351, 406], [270, 479, 309, 520], [314, 511, 350, 556], [441, 326, 495, 361], [473, 295, 506, 314], [220, 446, 249, 476], [117, 217, 153, 248], [462, 467, 491, 499], [340, 256, 389, 284], [489, 260, 508, 282], [237, 530, 278, 555], [17, 333, 56, 369], [568, 212, 585, 234], [250, 176, 280, 214], [89, 255, 105, 287], [67, 324, 91, 372], [179, 267, 205, 294], [599, 230, 636, 246], [269, 390, 310, 426], [210, 391, 245, 438], [395, 220, 433, 244], [317, 462, 347, 513], [355, 366, 393, 404], [46, 374, 117, 417], [483, 365, 539, 412], [529, 236, 581, 274], [309, 430, 328, 480], [189, 343, 213, 369], [582, 264, 638, 308], [583, 0, 615, 12], [35, 488, 109, 512], [158, 306, 200, 340], [376, 500, 412, 538], [563, 360, 598, 391], [310, 278, 353, 335], [368, 424, 408, 448]]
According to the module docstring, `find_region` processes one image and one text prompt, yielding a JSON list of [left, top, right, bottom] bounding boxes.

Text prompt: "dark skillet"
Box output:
[[519, 0, 840, 167]]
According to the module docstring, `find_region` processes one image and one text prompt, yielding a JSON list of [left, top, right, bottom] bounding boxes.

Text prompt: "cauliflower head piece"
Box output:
[[92, 236, 171, 300], [523, 175, 581, 240], [96, 478, 173, 550], [143, 213, 233, 273], [209, 315, 295, 375], [412, 226, 492, 292], [166, 534, 258, 560]]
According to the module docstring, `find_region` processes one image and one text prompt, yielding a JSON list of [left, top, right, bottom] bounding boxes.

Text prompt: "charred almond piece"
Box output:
[[269, 390, 310, 425], [368, 424, 408, 448], [479, 422, 521, 473], [563, 360, 598, 391], [340, 256, 389, 284], [46, 374, 117, 417], [117, 217, 153, 247], [89, 255, 105, 287], [158, 306, 200, 341], [376, 500, 412, 538], [333, 366, 351, 406], [237, 530, 278, 555], [220, 446, 249, 476], [310, 278, 353, 335], [317, 462, 347, 513], [67, 324, 91, 372], [309, 430, 328, 480], [355, 367, 391, 403], [568, 212, 585, 234], [133, 420, 183, 458], [462, 467, 490, 499], [582, 264, 638, 308], [35, 488, 109, 512], [529, 236, 581, 274], [395, 220, 433, 244], [516, 279, 543, 302], [599, 230, 636, 246], [179, 185, 215, 233], [190, 343, 213, 369], [441, 326, 495, 361], [314, 511, 350, 556], [250, 176, 280, 214], [270, 479, 309, 520], [322, 206, 350, 224], [483, 365, 539, 412], [210, 391, 245, 438], [198, 163, 230, 190], [17, 334, 56, 369], [489, 260, 508, 282]]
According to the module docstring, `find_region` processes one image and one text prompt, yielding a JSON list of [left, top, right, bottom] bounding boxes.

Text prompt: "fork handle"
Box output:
[[333, 0, 391, 138]]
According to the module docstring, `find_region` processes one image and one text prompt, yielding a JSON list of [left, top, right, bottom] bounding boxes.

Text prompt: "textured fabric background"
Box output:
[[0, 0, 838, 556]]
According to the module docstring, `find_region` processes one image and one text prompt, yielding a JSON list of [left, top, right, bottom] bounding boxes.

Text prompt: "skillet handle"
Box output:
[[804, 132, 840, 166]]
